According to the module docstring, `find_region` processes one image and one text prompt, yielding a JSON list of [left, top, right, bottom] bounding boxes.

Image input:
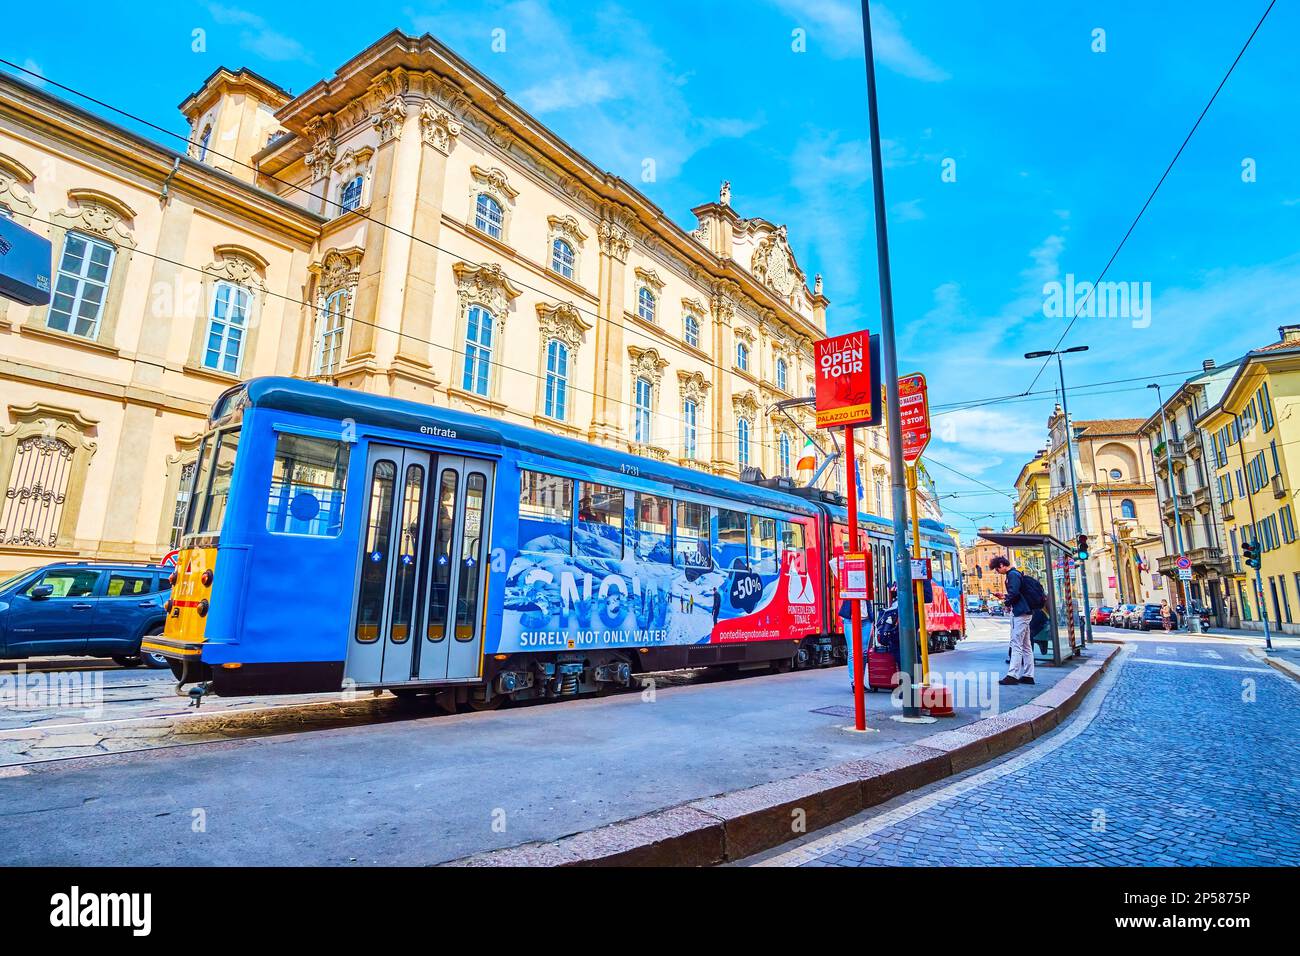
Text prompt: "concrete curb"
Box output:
[[452, 643, 1120, 867], [1247, 647, 1300, 683]]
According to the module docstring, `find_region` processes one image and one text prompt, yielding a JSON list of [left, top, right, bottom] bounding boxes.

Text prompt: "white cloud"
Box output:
[[208, 4, 309, 63], [20, 59, 46, 88], [932, 406, 1046, 456], [770, 0, 949, 81], [892, 198, 925, 221]]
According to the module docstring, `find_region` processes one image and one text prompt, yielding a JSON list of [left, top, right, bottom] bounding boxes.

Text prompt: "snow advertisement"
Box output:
[[499, 475, 820, 653]]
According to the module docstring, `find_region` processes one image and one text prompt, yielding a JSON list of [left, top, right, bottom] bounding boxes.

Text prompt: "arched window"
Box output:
[[776, 357, 788, 392], [544, 339, 569, 420], [204, 281, 250, 374], [684, 314, 700, 349], [779, 433, 792, 477], [474, 193, 504, 239], [340, 175, 364, 213], [683, 398, 698, 459], [48, 232, 116, 339], [737, 418, 751, 468], [314, 290, 349, 377], [1121, 498, 1136, 519], [462, 304, 494, 396], [550, 239, 575, 279], [736, 341, 750, 372], [637, 287, 656, 323], [634, 377, 653, 443]]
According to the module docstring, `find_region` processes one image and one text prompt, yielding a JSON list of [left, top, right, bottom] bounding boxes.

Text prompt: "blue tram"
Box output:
[[147, 378, 962, 705]]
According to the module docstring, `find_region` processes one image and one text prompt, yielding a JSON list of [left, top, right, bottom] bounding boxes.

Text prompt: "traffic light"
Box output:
[[1243, 540, 1262, 570], [1076, 533, 1089, 561]]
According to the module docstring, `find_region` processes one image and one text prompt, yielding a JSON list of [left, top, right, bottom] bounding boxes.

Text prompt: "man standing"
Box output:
[[990, 555, 1035, 686]]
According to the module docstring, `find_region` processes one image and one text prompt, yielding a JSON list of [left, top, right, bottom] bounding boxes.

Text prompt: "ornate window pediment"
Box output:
[[733, 324, 756, 345], [453, 261, 522, 322], [677, 369, 711, 404], [547, 214, 588, 246], [732, 389, 759, 422], [535, 301, 591, 351], [750, 224, 805, 304], [310, 247, 364, 299], [58, 189, 137, 247], [634, 266, 665, 294], [332, 147, 375, 214], [470, 165, 520, 202], [205, 244, 269, 299], [0, 153, 36, 219]]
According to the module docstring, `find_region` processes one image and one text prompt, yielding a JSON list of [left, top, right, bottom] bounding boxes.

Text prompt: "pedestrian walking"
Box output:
[[1161, 600, 1174, 632], [989, 555, 1042, 685]]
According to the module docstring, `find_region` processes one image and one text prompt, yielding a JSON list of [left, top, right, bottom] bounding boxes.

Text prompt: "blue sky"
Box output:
[[7, 0, 1298, 538]]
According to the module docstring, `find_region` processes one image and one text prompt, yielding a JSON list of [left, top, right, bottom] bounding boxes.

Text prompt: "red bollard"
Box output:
[[920, 683, 955, 717]]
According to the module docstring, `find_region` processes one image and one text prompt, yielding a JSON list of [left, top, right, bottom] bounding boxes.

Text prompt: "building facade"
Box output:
[[1197, 325, 1300, 635], [1136, 359, 1240, 626], [1, 32, 923, 575], [1042, 410, 1164, 610], [1012, 450, 1051, 535]]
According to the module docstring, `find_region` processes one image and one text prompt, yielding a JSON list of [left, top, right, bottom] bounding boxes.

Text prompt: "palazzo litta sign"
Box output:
[[814, 331, 874, 428]]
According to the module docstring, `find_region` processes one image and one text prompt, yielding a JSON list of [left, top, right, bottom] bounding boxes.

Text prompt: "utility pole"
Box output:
[[859, 0, 918, 715], [1026, 347, 1093, 647], [1149, 383, 1201, 633]]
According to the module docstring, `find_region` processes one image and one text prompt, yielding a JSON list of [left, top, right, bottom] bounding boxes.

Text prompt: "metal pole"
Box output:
[[846, 425, 868, 730], [1057, 353, 1093, 647], [1154, 383, 1200, 632], [1230, 412, 1273, 650], [908, 463, 931, 685], [859, 0, 917, 714]]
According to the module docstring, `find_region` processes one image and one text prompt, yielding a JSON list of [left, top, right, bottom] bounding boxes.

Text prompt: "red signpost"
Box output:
[[899, 373, 931, 464], [815, 330, 875, 730]]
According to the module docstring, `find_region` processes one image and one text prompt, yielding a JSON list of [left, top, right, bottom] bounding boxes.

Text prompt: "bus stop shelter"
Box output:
[[977, 531, 1080, 665]]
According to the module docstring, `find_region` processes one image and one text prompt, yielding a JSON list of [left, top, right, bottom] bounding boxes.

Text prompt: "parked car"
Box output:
[[965, 598, 985, 614], [1091, 605, 1114, 626], [1110, 604, 1139, 628], [0, 562, 171, 667], [1134, 603, 1168, 631]]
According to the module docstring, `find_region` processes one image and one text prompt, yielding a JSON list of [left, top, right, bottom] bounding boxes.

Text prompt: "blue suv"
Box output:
[[0, 562, 171, 667]]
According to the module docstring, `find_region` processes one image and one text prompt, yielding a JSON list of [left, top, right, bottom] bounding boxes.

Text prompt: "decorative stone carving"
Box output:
[[452, 261, 522, 326], [470, 165, 520, 202], [372, 97, 408, 144], [547, 214, 588, 246], [535, 301, 591, 351], [732, 389, 759, 421], [691, 219, 711, 244], [751, 225, 802, 301], [57, 190, 136, 247], [628, 345, 669, 384], [597, 219, 632, 263], [720, 180, 731, 206], [310, 247, 364, 298], [303, 115, 338, 181], [732, 324, 756, 345], [0, 153, 36, 219], [814, 273, 824, 296], [634, 266, 665, 294], [418, 101, 462, 154], [677, 369, 711, 404], [204, 244, 269, 302], [681, 296, 707, 319]]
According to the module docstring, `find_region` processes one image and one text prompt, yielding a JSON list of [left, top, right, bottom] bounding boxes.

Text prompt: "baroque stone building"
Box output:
[[0, 31, 907, 574]]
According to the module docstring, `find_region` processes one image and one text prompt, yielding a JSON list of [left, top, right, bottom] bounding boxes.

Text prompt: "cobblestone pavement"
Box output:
[[764, 638, 1300, 866]]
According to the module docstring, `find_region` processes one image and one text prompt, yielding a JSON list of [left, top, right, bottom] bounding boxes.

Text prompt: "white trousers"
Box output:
[[1008, 614, 1035, 679]]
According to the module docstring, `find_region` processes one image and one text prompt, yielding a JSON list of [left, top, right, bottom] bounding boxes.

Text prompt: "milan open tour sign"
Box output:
[[814, 331, 874, 428], [899, 372, 931, 463]]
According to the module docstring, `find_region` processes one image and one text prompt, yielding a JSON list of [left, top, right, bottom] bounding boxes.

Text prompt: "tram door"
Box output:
[[346, 445, 432, 686], [417, 456, 495, 681]]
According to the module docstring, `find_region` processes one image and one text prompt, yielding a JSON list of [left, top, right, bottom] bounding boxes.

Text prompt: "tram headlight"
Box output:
[[201, 569, 213, 587], [197, 599, 209, 618], [168, 572, 178, 587]]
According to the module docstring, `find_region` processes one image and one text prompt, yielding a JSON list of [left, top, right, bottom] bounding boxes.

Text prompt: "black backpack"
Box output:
[[1019, 573, 1047, 611]]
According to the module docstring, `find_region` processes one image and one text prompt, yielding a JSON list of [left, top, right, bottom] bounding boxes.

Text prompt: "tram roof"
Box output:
[[233, 377, 830, 515]]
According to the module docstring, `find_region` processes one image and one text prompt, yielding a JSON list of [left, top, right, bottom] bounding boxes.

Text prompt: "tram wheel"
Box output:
[[466, 695, 504, 712]]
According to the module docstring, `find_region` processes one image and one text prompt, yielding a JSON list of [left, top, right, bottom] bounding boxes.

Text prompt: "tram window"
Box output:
[[575, 481, 624, 558], [266, 434, 348, 536], [199, 428, 240, 534], [455, 472, 488, 640], [716, 509, 747, 569], [633, 493, 672, 564], [355, 460, 396, 644], [674, 501, 710, 569], [184, 436, 214, 536], [779, 520, 805, 556], [748, 516, 777, 573], [519, 470, 572, 552]]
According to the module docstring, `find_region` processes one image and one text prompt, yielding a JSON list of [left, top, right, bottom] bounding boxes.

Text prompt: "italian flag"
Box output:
[[796, 435, 817, 475]]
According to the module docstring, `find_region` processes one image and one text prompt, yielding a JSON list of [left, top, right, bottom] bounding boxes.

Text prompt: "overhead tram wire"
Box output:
[[1021, 0, 1277, 395], [0, 58, 815, 392]]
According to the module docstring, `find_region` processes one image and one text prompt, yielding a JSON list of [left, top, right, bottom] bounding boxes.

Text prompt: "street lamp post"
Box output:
[[1026, 347, 1093, 647], [1149, 383, 1202, 634]]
